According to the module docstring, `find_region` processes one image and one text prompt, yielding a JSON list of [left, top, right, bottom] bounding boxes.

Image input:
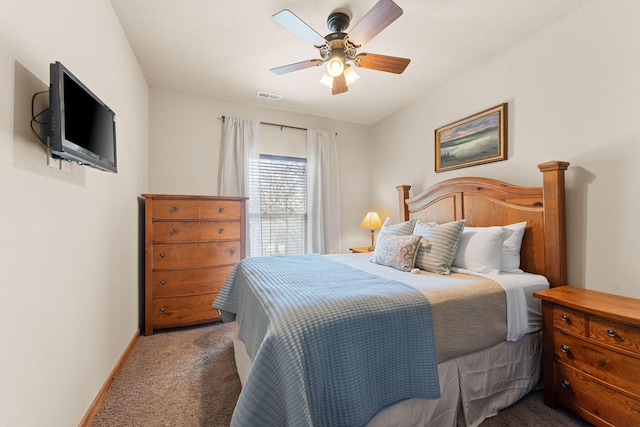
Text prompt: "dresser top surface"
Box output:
[[141, 194, 247, 201], [534, 286, 640, 326]]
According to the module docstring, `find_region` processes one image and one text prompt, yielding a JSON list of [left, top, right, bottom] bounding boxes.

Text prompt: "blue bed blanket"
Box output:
[[213, 254, 440, 427]]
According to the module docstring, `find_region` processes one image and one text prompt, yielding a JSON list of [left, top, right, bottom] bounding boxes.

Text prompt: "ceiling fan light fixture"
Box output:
[[271, 0, 410, 94], [326, 52, 345, 77], [319, 65, 359, 90], [344, 65, 360, 86]]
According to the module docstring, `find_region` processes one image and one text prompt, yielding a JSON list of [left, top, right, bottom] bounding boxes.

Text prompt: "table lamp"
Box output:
[[359, 211, 383, 250]]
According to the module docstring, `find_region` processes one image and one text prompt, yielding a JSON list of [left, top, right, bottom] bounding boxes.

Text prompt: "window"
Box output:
[[256, 154, 307, 256]]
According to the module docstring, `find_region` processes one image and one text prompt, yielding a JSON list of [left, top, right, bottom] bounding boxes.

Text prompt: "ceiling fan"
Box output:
[[270, 0, 411, 95]]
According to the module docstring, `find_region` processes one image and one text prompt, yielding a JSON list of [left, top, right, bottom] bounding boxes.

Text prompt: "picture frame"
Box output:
[[435, 103, 507, 172]]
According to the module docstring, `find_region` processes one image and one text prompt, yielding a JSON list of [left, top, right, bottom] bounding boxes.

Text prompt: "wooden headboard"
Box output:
[[396, 161, 569, 287]]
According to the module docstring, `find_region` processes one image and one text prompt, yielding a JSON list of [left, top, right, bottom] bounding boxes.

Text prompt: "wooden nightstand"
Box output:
[[533, 286, 640, 426], [349, 247, 373, 253]]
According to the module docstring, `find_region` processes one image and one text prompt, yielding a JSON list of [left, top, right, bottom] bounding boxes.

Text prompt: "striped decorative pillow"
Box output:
[[379, 217, 417, 236], [413, 219, 466, 275]]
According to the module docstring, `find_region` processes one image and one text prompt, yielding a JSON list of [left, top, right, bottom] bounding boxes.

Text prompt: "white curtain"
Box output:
[[219, 116, 261, 257], [306, 130, 341, 254]]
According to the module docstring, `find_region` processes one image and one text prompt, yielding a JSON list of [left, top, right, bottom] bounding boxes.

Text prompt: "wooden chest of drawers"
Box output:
[[141, 194, 247, 335], [534, 286, 640, 426]]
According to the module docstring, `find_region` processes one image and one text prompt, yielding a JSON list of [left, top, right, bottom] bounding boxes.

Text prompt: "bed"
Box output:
[[213, 160, 570, 427]]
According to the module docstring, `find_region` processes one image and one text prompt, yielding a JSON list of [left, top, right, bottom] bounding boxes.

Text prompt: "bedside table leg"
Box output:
[[540, 300, 557, 408]]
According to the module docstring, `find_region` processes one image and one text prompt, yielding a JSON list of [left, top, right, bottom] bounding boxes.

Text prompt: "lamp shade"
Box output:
[[359, 211, 382, 231], [343, 65, 360, 86], [319, 71, 333, 88]]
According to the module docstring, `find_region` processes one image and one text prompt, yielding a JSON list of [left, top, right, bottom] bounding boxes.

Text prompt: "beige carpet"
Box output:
[[91, 322, 593, 426], [91, 322, 240, 427]]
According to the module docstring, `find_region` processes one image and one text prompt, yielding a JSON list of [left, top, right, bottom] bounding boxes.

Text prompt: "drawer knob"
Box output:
[[159, 280, 165, 287], [218, 227, 225, 234], [607, 329, 617, 337], [171, 206, 178, 212], [171, 228, 178, 234], [159, 308, 165, 313], [230, 249, 236, 255], [561, 314, 570, 322], [560, 344, 570, 353], [159, 253, 165, 258], [561, 379, 571, 388], [218, 207, 225, 213]]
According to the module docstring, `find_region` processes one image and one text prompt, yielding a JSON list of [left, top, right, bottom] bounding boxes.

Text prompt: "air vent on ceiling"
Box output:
[[257, 91, 283, 101]]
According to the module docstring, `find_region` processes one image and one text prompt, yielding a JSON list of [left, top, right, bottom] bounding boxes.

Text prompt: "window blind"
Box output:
[[254, 154, 307, 256]]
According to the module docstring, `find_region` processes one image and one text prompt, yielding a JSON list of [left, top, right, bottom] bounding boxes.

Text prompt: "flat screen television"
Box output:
[[38, 62, 117, 173]]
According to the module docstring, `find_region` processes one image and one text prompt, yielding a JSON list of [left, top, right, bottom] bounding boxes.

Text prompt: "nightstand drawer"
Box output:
[[554, 329, 640, 397], [349, 247, 373, 254], [589, 315, 640, 354], [152, 221, 241, 242], [555, 361, 640, 426], [552, 305, 586, 335]]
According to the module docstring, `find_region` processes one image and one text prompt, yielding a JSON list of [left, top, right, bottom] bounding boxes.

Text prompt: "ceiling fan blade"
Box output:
[[271, 59, 324, 75], [332, 73, 348, 95], [354, 53, 410, 74], [347, 0, 403, 47], [272, 10, 327, 47]]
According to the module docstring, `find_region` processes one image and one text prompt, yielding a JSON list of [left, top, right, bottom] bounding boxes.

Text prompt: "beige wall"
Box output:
[[2, 0, 639, 425], [370, 1, 640, 298], [0, 1, 149, 425], [148, 89, 373, 252]]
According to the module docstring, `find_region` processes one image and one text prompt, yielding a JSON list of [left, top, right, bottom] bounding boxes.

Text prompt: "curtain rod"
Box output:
[[220, 116, 336, 135], [220, 115, 306, 132]]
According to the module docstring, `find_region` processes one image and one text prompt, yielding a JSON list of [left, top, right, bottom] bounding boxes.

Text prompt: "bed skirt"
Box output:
[[233, 326, 542, 427]]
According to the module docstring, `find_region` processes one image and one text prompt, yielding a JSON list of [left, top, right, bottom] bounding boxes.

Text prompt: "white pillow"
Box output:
[[501, 222, 527, 273], [452, 226, 512, 274]]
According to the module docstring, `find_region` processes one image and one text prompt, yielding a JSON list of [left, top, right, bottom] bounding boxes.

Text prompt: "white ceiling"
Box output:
[[109, 0, 586, 125]]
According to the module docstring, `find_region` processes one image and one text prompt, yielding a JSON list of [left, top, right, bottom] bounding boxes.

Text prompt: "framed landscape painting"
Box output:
[[435, 103, 507, 172]]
